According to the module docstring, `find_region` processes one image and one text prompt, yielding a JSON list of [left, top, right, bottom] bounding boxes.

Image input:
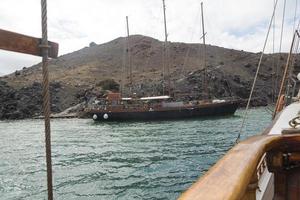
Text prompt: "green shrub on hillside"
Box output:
[[96, 79, 119, 91]]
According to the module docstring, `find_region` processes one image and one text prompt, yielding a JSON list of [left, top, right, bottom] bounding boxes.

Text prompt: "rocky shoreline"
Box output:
[[0, 68, 272, 120], [0, 80, 82, 120]]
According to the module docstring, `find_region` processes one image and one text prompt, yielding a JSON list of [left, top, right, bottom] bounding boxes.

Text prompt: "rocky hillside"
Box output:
[[0, 35, 299, 119]]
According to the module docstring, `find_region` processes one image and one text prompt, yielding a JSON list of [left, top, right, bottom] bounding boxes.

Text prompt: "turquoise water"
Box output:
[[0, 108, 271, 200]]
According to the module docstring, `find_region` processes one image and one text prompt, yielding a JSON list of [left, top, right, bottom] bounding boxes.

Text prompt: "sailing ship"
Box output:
[[178, 2, 300, 199], [86, 1, 239, 121], [86, 93, 239, 121]]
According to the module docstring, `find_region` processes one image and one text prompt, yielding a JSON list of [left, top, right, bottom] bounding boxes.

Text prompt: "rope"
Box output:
[[139, 33, 164, 96], [289, 116, 300, 128], [274, 0, 286, 99], [40, 0, 53, 199], [273, 31, 298, 118], [293, 0, 298, 33], [120, 35, 126, 96], [271, 0, 276, 102], [288, 33, 300, 88], [235, 0, 278, 143], [180, 5, 201, 78]]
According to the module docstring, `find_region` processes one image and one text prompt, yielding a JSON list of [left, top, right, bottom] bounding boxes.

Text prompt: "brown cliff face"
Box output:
[[0, 35, 299, 119]]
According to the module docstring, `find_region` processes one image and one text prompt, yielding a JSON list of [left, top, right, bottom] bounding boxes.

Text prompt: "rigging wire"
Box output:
[[141, 37, 159, 95], [293, 0, 298, 33], [289, 0, 299, 80], [121, 27, 127, 96], [265, 105, 275, 115], [288, 30, 300, 83], [284, 11, 300, 104], [274, 0, 286, 99], [273, 30, 298, 118], [235, 0, 279, 143], [137, 5, 166, 96], [180, 5, 201, 77], [271, 0, 276, 102]]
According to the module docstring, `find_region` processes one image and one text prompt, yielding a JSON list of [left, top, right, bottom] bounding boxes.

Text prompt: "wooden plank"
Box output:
[[0, 28, 58, 58]]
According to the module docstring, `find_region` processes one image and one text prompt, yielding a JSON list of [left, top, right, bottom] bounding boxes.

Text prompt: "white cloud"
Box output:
[[0, 0, 299, 75], [0, 51, 40, 75]]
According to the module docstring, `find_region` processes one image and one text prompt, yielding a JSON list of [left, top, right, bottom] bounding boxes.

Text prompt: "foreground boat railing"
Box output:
[[256, 153, 267, 182], [178, 133, 300, 200]]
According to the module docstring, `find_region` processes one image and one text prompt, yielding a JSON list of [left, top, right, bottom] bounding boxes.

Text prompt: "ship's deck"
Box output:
[[268, 102, 300, 135]]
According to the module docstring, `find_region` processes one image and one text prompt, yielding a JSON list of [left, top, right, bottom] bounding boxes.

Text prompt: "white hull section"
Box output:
[[257, 170, 274, 200]]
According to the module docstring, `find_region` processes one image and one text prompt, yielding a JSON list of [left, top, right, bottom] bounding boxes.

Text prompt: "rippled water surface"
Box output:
[[0, 108, 272, 199]]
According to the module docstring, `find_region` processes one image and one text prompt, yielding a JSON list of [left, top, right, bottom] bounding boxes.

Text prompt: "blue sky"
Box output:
[[0, 0, 299, 75]]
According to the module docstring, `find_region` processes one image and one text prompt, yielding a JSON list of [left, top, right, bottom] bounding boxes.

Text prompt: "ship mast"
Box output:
[[126, 16, 132, 94], [162, 0, 171, 96], [201, 2, 208, 99]]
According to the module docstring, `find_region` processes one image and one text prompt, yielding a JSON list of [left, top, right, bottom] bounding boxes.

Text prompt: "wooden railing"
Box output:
[[256, 154, 267, 181], [178, 134, 300, 200]]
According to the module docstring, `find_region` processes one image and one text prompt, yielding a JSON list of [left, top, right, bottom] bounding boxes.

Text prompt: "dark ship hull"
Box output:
[[90, 101, 239, 121]]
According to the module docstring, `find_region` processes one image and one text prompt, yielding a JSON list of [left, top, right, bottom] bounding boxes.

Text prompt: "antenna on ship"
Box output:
[[162, 0, 171, 96], [126, 16, 133, 94], [200, 2, 208, 99]]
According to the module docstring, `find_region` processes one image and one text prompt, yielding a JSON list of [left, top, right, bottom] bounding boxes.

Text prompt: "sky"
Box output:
[[0, 0, 299, 75]]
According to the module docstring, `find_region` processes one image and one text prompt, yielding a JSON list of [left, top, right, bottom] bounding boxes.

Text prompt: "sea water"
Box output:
[[0, 107, 271, 200]]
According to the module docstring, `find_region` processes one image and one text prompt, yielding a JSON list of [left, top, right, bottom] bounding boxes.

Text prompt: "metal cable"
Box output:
[[273, 31, 298, 118], [293, 0, 298, 33], [121, 35, 126, 96], [235, 0, 279, 143], [287, 3, 300, 86], [271, 0, 276, 102], [40, 0, 53, 199], [141, 36, 158, 95], [288, 33, 300, 87], [274, 0, 286, 98], [180, 5, 201, 77]]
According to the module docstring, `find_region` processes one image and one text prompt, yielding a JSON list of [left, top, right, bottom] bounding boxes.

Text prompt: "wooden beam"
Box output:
[[0, 28, 58, 58]]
